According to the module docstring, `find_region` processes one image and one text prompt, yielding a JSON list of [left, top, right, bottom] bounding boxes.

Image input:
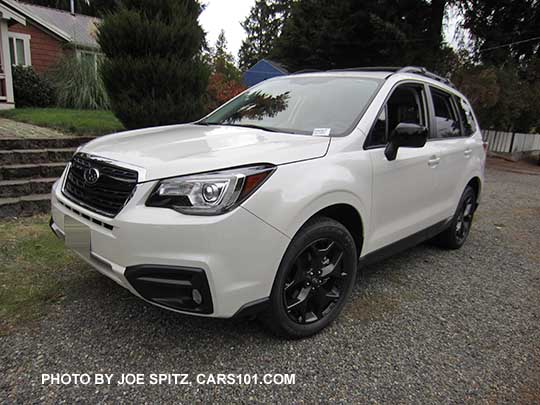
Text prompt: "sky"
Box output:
[[199, 0, 255, 60]]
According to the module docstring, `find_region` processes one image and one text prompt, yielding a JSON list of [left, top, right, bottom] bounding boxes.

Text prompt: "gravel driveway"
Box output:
[[1, 164, 539, 403]]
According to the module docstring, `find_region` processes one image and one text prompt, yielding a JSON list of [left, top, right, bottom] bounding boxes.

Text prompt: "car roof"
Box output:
[[276, 66, 463, 98]]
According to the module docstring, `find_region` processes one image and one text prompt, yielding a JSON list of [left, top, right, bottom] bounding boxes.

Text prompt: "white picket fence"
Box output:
[[482, 129, 540, 154]]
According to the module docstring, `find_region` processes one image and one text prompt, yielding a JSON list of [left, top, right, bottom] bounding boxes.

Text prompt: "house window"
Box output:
[[8, 33, 31, 67], [76, 50, 101, 73]]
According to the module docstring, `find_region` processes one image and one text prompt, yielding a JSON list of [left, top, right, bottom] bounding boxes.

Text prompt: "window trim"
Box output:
[[76, 49, 102, 73], [363, 80, 430, 150], [8, 32, 31, 67], [428, 85, 463, 140], [453, 95, 477, 138]]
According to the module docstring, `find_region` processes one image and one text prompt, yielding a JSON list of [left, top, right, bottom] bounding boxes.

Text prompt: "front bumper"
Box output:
[[50, 173, 290, 318]]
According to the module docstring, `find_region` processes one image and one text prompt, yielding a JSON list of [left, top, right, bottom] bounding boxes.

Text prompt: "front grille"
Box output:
[[62, 153, 138, 217]]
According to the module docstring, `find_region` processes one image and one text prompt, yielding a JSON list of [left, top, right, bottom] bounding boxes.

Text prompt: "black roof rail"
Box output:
[[293, 69, 322, 74], [291, 65, 456, 88], [396, 66, 456, 88], [328, 67, 402, 72]]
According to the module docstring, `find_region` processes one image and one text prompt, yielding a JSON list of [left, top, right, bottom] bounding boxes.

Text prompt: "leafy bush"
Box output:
[[97, 0, 209, 129], [206, 73, 246, 112], [12, 66, 55, 108], [49, 56, 110, 110]]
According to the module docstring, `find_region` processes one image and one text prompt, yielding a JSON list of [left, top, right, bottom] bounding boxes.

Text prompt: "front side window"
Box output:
[[366, 84, 427, 147], [430, 87, 461, 138], [8, 34, 31, 66], [200, 76, 382, 136]]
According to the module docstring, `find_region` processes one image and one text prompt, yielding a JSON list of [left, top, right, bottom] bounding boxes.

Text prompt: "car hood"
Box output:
[[80, 124, 330, 182]]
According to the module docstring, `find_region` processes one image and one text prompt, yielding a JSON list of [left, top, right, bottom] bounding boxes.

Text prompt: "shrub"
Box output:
[[12, 66, 55, 108], [97, 0, 209, 130], [206, 73, 246, 112], [49, 56, 110, 110]]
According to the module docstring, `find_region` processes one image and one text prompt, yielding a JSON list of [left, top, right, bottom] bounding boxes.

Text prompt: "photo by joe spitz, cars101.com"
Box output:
[[50, 66, 485, 339]]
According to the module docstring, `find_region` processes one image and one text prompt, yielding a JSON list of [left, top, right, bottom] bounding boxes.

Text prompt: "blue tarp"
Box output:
[[243, 59, 289, 87]]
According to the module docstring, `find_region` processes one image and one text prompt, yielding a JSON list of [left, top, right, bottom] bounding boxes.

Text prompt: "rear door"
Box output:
[[427, 87, 480, 218], [364, 82, 443, 253]]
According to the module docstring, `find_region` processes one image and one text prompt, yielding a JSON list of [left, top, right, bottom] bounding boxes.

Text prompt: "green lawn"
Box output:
[[0, 216, 90, 335], [0, 108, 124, 136]]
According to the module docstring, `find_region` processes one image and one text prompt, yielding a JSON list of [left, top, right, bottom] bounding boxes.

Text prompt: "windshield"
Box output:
[[199, 76, 382, 136]]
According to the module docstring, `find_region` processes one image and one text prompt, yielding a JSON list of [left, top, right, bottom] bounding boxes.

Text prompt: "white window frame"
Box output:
[[8, 32, 31, 67]]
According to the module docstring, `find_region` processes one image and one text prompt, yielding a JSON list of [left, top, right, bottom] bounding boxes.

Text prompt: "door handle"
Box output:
[[464, 148, 473, 157], [428, 156, 440, 167]]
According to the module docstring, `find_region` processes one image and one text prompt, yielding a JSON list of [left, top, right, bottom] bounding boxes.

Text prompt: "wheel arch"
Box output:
[[466, 176, 482, 209], [290, 200, 365, 258], [309, 204, 364, 257], [466, 176, 481, 197]]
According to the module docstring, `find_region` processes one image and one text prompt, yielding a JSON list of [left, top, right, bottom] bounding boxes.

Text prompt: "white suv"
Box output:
[[50, 67, 485, 338]]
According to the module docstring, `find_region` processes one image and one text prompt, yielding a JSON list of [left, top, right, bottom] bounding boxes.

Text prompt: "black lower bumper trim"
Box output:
[[231, 297, 269, 319], [125, 265, 213, 314], [49, 217, 64, 240]]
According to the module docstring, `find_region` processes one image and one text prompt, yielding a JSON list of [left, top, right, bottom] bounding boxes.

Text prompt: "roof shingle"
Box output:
[[16, 1, 101, 49]]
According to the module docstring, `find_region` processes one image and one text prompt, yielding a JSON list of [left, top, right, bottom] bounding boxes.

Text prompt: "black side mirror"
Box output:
[[384, 123, 428, 161]]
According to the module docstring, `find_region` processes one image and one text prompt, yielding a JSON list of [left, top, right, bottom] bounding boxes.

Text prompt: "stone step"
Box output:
[[0, 136, 94, 150], [0, 194, 51, 218], [0, 162, 66, 181], [0, 148, 75, 165], [0, 177, 57, 198]]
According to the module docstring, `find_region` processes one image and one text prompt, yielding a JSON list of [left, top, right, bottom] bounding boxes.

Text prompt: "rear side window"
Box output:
[[454, 97, 477, 136], [430, 87, 461, 138]]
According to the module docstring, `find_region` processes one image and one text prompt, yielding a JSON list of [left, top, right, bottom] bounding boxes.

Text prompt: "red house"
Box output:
[[0, 0, 101, 109]]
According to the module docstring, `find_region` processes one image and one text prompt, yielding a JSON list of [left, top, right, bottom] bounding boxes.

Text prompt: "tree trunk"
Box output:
[[430, 0, 446, 52]]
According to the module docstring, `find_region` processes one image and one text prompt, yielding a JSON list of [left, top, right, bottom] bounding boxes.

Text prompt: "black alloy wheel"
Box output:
[[264, 217, 358, 338], [455, 193, 475, 245], [284, 238, 347, 324], [432, 185, 477, 249]]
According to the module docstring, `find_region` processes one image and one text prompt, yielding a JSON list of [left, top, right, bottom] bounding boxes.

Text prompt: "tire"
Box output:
[[432, 186, 477, 249], [263, 216, 358, 339]]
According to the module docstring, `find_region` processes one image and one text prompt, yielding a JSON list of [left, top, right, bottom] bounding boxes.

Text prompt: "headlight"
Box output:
[[146, 164, 276, 215]]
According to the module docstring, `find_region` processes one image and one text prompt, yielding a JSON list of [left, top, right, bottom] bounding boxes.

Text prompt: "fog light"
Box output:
[[192, 289, 203, 305]]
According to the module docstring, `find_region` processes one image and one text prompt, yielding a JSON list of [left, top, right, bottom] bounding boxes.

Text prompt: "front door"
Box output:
[[364, 82, 443, 253]]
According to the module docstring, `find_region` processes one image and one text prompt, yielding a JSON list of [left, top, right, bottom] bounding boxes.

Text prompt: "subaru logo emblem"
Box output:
[[83, 167, 100, 185]]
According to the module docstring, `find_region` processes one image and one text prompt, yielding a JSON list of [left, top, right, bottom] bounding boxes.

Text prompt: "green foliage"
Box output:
[[0, 216, 89, 335], [271, 0, 448, 72], [49, 56, 110, 110], [205, 30, 245, 112], [238, 0, 292, 71], [212, 30, 241, 82], [12, 66, 55, 108], [0, 108, 123, 136], [461, 0, 540, 68], [97, 0, 209, 129], [452, 60, 540, 133]]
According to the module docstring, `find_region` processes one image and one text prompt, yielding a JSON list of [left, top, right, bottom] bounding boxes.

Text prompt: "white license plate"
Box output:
[[64, 215, 91, 258]]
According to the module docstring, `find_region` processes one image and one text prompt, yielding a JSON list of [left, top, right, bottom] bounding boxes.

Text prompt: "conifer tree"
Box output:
[[97, 0, 209, 129], [238, 0, 291, 70]]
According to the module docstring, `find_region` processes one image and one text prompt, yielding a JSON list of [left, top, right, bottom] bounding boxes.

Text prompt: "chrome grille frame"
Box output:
[[62, 153, 138, 218]]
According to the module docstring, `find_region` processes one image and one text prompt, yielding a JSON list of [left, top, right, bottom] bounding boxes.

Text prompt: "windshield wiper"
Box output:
[[196, 121, 289, 133], [194, 121, 220, 126]]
